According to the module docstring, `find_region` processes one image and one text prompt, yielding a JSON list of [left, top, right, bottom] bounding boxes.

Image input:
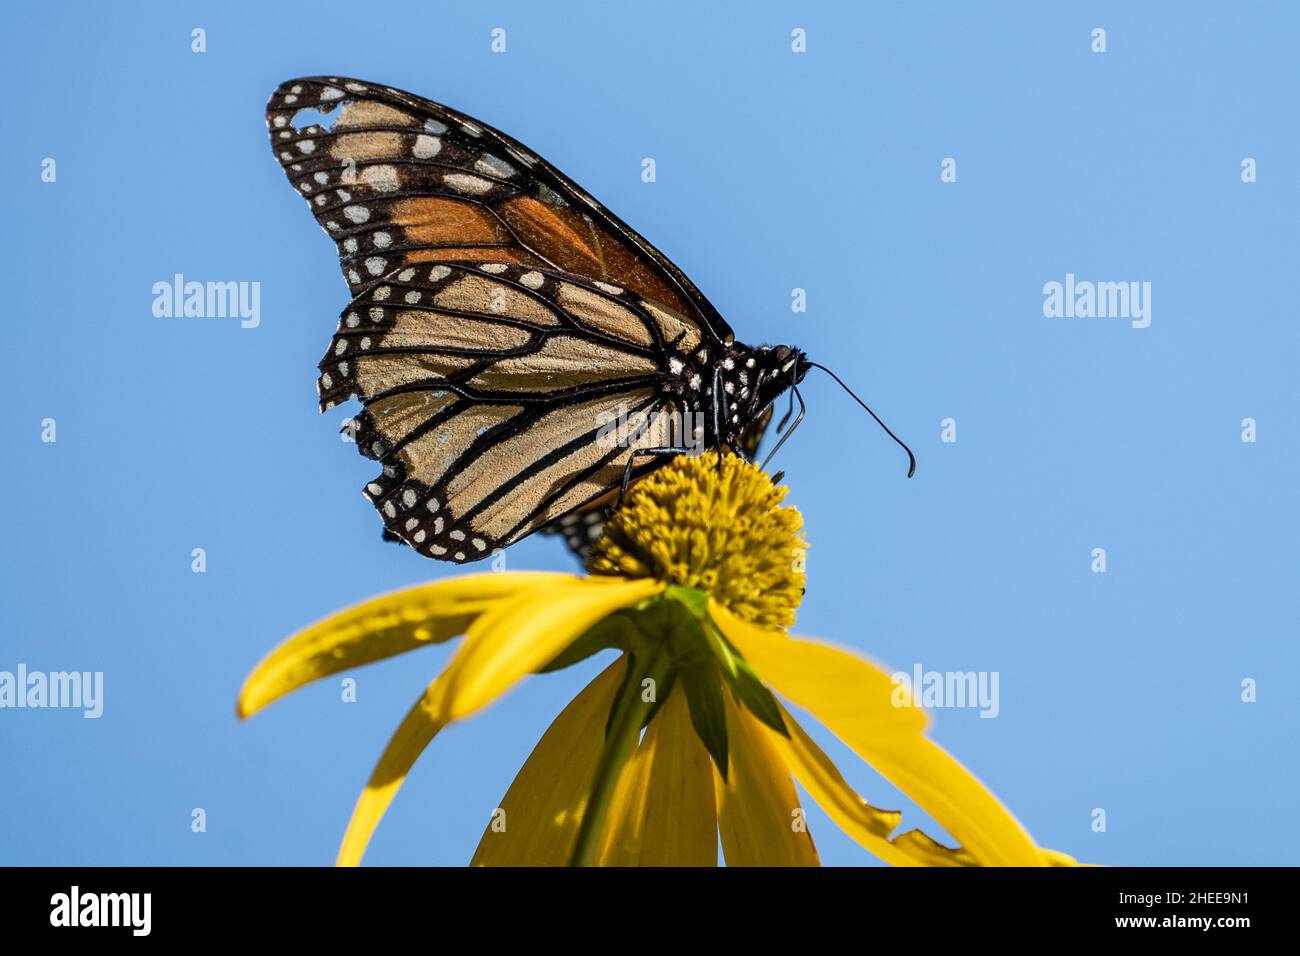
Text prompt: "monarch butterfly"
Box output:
[[265, 76, 913, 563]]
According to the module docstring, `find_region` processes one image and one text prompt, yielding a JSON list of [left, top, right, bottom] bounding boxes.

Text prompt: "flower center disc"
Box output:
[[588, 453, 806, 629]]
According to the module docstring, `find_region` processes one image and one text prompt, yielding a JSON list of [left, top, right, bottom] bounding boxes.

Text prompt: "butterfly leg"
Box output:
[[711, 366, 731, 473], [615, 446, 693, 510]]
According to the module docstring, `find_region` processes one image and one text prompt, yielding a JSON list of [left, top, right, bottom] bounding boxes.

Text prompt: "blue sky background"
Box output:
[[2, 1, 1297, 866]]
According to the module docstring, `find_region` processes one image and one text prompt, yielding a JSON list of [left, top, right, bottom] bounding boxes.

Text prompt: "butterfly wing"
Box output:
[[537, 509, 608, 566], [320, 260, 701, 561], [266, 76, 733, 345], [268, 77, 734, 562]]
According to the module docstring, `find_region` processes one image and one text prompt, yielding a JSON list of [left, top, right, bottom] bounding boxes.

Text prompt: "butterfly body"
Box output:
[[266, 77, 824, 563], [708, 344, 810, 442]]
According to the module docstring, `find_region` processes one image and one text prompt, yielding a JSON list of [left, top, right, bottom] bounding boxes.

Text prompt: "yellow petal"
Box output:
[[336, 679, 449, 866], [716, 692, 819, 866], [889, 829, 977, 866], [336, 578, 660, 866], [472, 657, 627, 866], [597, 683, 717, 866], [766, 703, 912, 866], [709, 599, 926, 736], [1040, 848, 1086, 866], [238, 572, 568, 718], [713, 601, 1042, 867], [436, 577, 663, 723], [851, 731, 1040, 866]]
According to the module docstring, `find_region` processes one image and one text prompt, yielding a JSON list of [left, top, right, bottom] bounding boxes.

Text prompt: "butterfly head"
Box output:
[[744, 344, 809, 414]]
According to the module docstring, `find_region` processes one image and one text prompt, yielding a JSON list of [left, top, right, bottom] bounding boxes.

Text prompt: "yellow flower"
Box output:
[[238, 453, 1079, 867]]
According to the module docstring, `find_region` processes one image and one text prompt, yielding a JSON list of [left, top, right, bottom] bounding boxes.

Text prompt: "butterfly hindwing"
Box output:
[[538, 509, 608, 565], [323, 260, 698, 561], [357, 384, 674, 562]]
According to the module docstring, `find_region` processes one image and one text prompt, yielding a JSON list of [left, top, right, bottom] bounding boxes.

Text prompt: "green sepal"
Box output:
[[604, 652, 639, 739], [663, 584, 709, 620], [680, 659, 730, 780], [640, 670, 677, 731], [604, 653, 678, 738], [701, 615, 743, 680], [701, 608, 788, 738], [539, 613, 632, 673], [728, 660, 788, 737]]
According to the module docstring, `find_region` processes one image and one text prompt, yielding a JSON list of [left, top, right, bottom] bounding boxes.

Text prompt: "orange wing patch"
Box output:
[[498, 196, 695, 315], [392, 197, 513, 245]]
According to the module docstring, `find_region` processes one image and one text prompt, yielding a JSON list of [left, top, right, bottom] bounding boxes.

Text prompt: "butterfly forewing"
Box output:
[[266, 76, 732, 344]]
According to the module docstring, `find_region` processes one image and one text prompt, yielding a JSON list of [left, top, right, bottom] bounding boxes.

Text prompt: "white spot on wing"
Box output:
[[443, 173, 494, 195], [475, 154, 515, 178], [413, 135, 442, 159], [361, 165, 400, 192]]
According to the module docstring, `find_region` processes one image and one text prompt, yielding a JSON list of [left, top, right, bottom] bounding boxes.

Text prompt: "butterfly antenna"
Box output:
[[807, 362, 916, 478], [760, 384, 805, 472]]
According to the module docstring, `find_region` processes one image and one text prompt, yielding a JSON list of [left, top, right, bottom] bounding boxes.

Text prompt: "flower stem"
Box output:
[[568, 648, 672, 867]]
